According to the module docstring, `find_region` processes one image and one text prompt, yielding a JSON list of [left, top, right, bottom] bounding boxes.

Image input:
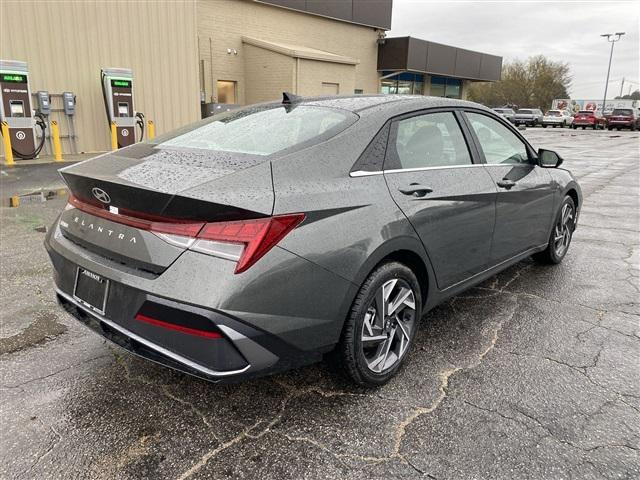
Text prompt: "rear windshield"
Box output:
[[517, 109, 533, 114], [547, 111, 561, 116], [153, 105, 357, 156], [577, 110, 594, 115], [612, 109, 633, 116]]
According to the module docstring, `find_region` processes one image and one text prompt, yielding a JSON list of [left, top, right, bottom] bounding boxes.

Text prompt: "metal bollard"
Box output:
[[147, 120, 155, 140], [50, 121, 63, 161], [111, 121, 118, 150], [2, 121, 14, 165]]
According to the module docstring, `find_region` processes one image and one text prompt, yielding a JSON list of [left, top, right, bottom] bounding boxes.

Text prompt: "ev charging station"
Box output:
[[0, 60, 46, 159], [101, 68, 144, 148]]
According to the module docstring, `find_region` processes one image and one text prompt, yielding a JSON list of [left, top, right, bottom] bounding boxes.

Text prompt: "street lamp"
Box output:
[[600, 32, 625, 116]]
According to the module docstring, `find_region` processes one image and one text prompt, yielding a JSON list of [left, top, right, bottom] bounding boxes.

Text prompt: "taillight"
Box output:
[[194, 214, 305, 273], [66, 195, 304, 273]]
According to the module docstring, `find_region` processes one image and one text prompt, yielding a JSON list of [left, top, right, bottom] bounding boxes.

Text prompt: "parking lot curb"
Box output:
[[3, 188, 67, 208]]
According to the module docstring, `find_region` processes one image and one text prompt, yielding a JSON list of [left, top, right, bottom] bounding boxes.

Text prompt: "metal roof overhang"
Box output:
[[378, 37, 503, 82], [242, 36, 360, 65]]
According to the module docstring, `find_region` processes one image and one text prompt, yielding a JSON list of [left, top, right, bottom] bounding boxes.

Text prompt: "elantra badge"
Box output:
[[91, 187, 111, 204]]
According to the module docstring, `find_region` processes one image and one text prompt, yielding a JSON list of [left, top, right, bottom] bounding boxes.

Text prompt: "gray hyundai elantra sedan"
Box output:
[[46, 94, 581, 386]]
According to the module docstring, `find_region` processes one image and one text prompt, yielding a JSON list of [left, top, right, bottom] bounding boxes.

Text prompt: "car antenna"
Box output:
[[282, 92, 302, 105]]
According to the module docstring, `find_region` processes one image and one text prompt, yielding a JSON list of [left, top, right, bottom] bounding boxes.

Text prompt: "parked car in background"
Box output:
[[572, 110, 606, 130], [606, 108, 639, 131], [542, 110, 573, 128], [493, 107, 516, 123], [514, 108, 544, 127]]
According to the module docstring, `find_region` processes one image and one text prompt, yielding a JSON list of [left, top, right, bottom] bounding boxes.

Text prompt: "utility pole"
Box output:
[[600, 32, 625, 115], [619, 77, 625, 98]]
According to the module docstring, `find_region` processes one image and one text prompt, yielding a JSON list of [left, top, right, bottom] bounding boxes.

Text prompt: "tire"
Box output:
[[572, 125, 577, 130], [608, 126, 613, 131], [543, 124, 547, 128], [338, 261, 422, 387], [581, 126, 586, 130], [631, 124, 637, 131], [533, 196, 576, 265]]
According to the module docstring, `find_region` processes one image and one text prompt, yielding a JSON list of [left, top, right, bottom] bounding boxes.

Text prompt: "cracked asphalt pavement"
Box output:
[[1, 129, 638, 479]]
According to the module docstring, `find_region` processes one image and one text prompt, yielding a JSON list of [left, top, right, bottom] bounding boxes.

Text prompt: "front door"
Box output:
[[384, 111, 497, 290], [464, 111, 555, 264]]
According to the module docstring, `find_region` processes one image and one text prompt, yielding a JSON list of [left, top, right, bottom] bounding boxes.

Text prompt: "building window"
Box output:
[[354, 89, 364, 94], [217, 80, 237, 104], [430, 76, 462, 99], [380, 72, 424, 95]]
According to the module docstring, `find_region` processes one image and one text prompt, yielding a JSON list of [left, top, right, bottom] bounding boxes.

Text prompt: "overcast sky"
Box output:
[[388, 0, 639, 99]]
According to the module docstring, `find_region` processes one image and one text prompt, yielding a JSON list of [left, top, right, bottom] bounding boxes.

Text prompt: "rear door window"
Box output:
[[387, 112, 473, 170]]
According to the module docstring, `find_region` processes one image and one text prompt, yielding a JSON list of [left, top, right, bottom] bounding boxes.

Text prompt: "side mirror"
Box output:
[[538, 149, 563, 168]]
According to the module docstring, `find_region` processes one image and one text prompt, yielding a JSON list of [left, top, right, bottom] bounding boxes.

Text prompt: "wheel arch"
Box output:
[[565, 187, 579, 209], [351, 237, 435, 309]]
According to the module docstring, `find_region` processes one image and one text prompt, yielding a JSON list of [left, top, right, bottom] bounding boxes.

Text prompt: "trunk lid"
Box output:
[[58, 144, 274, 273]]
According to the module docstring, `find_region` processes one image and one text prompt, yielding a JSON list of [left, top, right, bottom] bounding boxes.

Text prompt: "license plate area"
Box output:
[[73, 267, 109, 315]]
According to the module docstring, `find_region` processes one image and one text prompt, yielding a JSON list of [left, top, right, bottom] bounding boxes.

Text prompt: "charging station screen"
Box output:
[[10, 101, 25, 117], [118, 103, 129, 117], [111, 79, 131, 88], [2, 74, 27, 83]]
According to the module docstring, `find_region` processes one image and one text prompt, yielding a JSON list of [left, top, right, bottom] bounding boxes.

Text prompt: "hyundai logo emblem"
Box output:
[[91, 187, 111, 204]]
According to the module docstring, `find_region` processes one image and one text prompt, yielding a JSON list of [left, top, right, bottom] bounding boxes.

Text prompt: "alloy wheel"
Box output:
[[361, 278, 416, 373], [554, 203, 574, 257]]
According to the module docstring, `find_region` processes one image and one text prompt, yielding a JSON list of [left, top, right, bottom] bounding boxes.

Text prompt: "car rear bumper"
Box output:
[[45, 216, 353, 382], [607, 120, 633, 126]]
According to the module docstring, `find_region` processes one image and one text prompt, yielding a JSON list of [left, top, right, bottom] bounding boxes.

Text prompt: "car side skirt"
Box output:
[[425, 243, 548, 310]]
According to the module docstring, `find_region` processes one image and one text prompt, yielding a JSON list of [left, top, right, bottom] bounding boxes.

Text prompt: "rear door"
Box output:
[[463, 111, 555, 264], [384, 110, 497, 290]]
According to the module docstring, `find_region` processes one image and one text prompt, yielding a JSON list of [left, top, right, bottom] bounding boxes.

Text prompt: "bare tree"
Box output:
[[469, 55, 571, 110]]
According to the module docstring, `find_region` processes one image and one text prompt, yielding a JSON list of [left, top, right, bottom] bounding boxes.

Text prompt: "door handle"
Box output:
[[398, 184, 433, 197], [497, 179, 516, 190]]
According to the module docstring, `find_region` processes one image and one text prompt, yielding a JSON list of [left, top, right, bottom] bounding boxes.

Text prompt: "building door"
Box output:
[[322, 82, 339, 95], [217, 80, 237, 104]]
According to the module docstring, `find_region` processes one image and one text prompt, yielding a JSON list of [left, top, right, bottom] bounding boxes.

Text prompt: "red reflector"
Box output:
[[134, 313, 223, 339], [68, 195, 205, 237], [198, 214, 305, 273]]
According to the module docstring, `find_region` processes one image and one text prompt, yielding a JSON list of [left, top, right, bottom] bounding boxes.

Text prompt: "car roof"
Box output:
[[275, 94, 486, 115]]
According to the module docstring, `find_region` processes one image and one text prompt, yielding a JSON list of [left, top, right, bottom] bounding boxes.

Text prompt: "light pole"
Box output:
[[600, 32, 625, 116]]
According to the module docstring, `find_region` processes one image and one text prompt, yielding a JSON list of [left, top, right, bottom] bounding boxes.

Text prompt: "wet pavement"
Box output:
[[1, 129, 638, 479], [0, 154, 92, 199]]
